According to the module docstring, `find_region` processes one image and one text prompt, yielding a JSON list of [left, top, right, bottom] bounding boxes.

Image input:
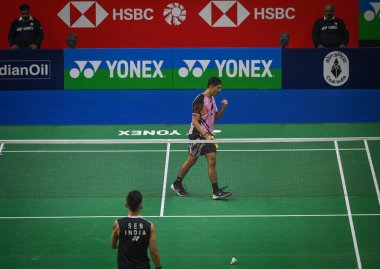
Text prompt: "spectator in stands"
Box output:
[[8, 4, 44, 49], [312, 4, 349, 48]]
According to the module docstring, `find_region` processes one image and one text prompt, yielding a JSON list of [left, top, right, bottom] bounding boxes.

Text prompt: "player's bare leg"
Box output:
[[171, 155, 198, 197], [205, 152, 232, 200]]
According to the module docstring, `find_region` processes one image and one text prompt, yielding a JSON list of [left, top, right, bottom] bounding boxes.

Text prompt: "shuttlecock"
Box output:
[[230, 257, 237, 265]]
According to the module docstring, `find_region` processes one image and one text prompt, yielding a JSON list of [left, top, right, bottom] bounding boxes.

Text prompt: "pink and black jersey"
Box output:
[[189, 93, 218, 138]]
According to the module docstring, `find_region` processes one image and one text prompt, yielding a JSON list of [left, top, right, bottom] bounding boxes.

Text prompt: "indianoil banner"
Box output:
[[0, 50, 63, 90], [0, 0, 358, 49]]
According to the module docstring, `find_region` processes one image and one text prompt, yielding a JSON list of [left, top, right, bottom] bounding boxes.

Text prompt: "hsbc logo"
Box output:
[[199, 0, 250, 27], [199, 1, 296, 27], [58, 1, 108, 28]]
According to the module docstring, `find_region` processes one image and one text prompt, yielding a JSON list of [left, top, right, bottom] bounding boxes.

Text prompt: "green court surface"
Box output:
[[1, 123, 380, 269]]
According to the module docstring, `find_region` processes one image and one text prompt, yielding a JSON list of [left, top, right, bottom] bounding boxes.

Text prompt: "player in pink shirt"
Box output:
[[171, 77, 232, 200]]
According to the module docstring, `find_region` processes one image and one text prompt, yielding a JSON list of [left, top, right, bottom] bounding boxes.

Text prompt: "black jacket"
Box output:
[[8, 17, 44, 49], [312, 17, 349, 48]]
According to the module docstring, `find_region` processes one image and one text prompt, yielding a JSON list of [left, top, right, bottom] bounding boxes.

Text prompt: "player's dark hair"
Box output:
[[127, 190, 143, 212], [19, 4, 30, 11], [207, 77, 221, 88]]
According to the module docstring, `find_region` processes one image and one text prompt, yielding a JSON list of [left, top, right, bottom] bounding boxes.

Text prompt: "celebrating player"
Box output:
[[171, 77, 232, 200]]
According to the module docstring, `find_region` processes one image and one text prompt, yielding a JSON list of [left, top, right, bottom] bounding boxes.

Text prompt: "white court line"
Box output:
[[160, 142, 171, 217], [2, 148, 365, 153], [0, 143, 4, 155], [335, 141, 362, 269], [364, 140, 380, 206], [1, 213, 380, 220]]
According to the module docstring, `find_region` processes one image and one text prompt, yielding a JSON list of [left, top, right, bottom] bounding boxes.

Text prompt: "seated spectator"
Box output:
[[8, 4, 44, 49], [312, 4, 349, 48]]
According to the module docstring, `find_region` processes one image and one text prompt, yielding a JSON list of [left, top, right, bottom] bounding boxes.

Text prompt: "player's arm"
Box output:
[[149, 224, 161, 269], [215, 99, 228, 120], [110, 220, 119, 249]]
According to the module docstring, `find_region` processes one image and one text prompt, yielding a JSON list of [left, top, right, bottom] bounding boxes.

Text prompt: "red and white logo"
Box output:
[[58, 1, 108, 28], [199, 0, 250, 27]]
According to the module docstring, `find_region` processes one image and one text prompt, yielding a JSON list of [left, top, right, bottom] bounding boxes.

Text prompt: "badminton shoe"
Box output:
[[212, 189, 232, 200], [171, 181, 189, 197]]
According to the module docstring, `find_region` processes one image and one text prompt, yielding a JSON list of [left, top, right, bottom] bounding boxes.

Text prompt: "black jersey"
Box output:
[[117, 216, 152, 269], [312, 17, 349, 48], [8, 17, 44, 49]]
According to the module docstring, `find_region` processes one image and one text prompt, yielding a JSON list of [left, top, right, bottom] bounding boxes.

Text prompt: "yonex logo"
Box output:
[[70, 61, 101, 78], [163, 3, 187, 26], [199, 0, 250, 27], [58, 1, 108, 28], [179, 60, 210, 77], [132, 236, 140, 242], [363, 2, 380, 21], [179, 59, 273, 78]]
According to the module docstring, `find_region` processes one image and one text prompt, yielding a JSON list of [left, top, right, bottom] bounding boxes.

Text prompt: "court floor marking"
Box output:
[[0, 143, 4, 155], [364, 140, 380, 206], [160, 143, 171, 217], [1, 148, 366, 153], [335, 141, 362, 269], [1, 213, 380, 220]]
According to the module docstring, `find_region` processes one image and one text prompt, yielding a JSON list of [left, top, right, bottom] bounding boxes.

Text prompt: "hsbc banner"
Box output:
[[283, 48, 380, 89], [0, 50, 63, 90], [173, 48, 281, 89], [0, 0, 358, 49], [64, 48, 172, 89]]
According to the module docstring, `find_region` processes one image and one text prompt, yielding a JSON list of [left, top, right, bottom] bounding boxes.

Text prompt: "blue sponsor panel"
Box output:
[[0, 50, 63, 90], [173, 48, 282, 89], [64, 48, 173, 89], [1, 90, 379, 124], [283, 48, 380, 89]]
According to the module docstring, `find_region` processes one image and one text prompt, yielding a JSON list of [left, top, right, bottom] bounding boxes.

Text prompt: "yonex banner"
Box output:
[[64, 48, 172, 89], [173, 48, 282, 89], [64, 48, 282, 89], [0, 50, 63, 90], [283, 48, 380, 89]]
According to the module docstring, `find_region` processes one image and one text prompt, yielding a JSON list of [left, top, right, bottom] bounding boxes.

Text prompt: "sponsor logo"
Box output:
[[132, 236, 140, 242], [163, 2, 187, 25], [199, 0, 250, 27], [69, 60, 164, 79], [178, 59, 273, 78], [0, 60, 50, 80], [253, 7, 296, 20], [323, 51, 349, 86], [70, 61, 101, 78], [363, 2, 380, 21], [58, 1, 108, 28], [118, 130, 182, 136], [179, 60, 210, 77], [117, 129, 222, 136], [113, 8, 154, 21]]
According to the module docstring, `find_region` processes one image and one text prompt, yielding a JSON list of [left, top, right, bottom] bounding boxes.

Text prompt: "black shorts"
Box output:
[[188, 134, 217, 156]]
